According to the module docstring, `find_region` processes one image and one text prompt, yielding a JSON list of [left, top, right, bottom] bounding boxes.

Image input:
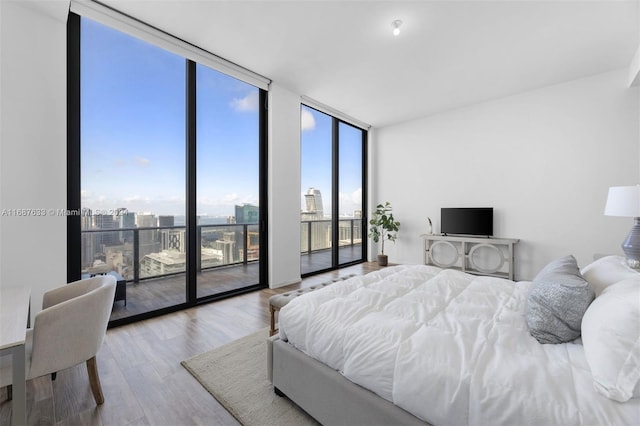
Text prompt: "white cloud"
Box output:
[[350, 188, 362, 204], [230, 91, 259, 112], [135, 157, 150, 167], [196, 193, 258, 216], [301, 108, 316, 132], [222, 193, 241, 204], [221, 193, 257, 205], [123, 195, 151, 204], [338, 188, 363, 216]]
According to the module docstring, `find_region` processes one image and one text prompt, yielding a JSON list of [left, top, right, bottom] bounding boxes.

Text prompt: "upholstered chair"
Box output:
[[0, 275, 116, 404]]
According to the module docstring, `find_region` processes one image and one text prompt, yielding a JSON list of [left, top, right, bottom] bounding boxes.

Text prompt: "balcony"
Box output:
[[82, 223, 259, 321], [82, 219, 363, 321], [300, 218, 364, 274]]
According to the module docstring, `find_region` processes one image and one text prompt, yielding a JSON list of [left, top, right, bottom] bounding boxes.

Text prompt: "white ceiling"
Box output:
[[101, 0, 639, 128]]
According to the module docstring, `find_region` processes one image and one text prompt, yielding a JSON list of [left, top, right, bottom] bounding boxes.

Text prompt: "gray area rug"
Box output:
[[181, 328, 318, 426]]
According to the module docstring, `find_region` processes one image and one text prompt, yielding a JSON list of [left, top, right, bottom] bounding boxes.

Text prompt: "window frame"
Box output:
[[300, 104, 368, 276]]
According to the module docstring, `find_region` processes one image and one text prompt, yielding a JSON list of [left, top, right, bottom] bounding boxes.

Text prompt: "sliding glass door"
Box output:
[[196, 64, 262, 298], [338, 122, 365, 266], [300, 105, 367, 275], [69, 14, 267, 326], [79, 17, 188, 320]]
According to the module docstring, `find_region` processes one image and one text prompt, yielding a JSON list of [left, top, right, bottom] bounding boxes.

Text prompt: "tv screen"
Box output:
[[441, 208, 493, 236]]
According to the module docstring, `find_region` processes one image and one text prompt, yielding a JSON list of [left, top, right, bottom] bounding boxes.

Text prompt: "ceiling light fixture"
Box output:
[[392, 20, 402, 36]]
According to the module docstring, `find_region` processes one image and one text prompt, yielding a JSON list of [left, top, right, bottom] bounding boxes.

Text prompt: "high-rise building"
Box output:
[[81, 208, 95, 268], [137, 213, 160, 258], [161, 229, 185, 253], [120, 211, 136, 228], [81, 231, 94, 269], [214, 232, 236, 264], [136, 213, 157, 228], [235, 204, 259, 224], [302, 187, 324, 221], [94, 214, 119, 246], [119, 211, 136, 244], [140, 248, 220, 278], [301, 187, 331, 251], [81, 208, 92, 230], [353, 210, 363, 242], [234, 204, 258, 261], [158, 215, 175, 227]]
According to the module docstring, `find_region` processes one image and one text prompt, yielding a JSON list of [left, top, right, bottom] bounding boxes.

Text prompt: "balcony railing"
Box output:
[[82, 218, 363, 283], [81, 223, 259, 283], [300, 218, 363, 254]]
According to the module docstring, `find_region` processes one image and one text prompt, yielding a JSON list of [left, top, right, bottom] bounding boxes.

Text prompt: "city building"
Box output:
[[235, 204, 259, 224], [301, 187, 324, 221], [136, 213, 160, 259], [158, 215, 175, 227], [301, 188, 331, 252]]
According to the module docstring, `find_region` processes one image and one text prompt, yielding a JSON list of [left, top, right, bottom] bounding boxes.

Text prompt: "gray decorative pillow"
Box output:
[[525, 255, 595, 344]]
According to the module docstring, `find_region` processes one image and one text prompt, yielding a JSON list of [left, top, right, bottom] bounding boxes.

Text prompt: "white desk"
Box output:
[[0, 286, 30, 426]]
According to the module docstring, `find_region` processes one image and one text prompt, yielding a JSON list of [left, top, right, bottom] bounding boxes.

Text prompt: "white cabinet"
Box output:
[[420, 234, 519, 280]]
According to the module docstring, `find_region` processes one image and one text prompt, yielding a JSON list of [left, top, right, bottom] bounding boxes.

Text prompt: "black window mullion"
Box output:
[[259, 89, 269, 286], [186, 60, 197, 305], [332, 118, 340, 268], [361, 128, 368, 262], [67, 13, 81, 283]]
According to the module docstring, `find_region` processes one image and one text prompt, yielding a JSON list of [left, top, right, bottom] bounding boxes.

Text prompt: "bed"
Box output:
[[270, 255, 640, 425]]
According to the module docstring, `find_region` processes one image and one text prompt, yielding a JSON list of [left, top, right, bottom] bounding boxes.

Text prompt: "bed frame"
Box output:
[[269, 337, 428, 425]]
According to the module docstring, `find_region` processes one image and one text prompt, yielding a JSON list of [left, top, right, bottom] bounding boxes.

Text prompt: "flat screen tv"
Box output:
[[441, 207, 493, 237]]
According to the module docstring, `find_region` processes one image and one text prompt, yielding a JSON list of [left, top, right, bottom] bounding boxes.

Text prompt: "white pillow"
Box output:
[[581, 277, 640, 402], [581, 255, 639, 297]]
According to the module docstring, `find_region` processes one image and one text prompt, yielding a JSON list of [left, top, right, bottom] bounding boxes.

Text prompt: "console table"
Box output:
[[420, 234, 519, 280]]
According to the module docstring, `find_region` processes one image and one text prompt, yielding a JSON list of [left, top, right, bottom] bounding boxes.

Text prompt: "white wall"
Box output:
[[268, 83, 302, 288], [629, 45, 640, 87], [0, 1, 68, 317], [373, 69, 639, 280]]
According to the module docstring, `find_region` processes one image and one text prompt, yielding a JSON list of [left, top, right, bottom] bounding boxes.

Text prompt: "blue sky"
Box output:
[[81, 17, 362, 219]]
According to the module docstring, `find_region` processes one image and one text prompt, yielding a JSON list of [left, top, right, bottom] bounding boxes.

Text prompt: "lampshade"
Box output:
[[604, 185, 640, 217]]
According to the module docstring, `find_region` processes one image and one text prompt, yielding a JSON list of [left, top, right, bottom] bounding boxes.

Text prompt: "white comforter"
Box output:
[[278, 264, 640, 425]]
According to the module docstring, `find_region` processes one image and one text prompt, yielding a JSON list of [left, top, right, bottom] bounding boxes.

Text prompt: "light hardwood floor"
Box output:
[[0, 262, 384, 426]]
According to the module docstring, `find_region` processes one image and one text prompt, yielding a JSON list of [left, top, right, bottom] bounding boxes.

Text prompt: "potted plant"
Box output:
[[368, 202, 400, 266]]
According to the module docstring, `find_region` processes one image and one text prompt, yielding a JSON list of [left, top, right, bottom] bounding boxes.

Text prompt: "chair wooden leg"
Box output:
[[269, 305, 276, 337], [6, 384, 12, 401], [86, 356, 104, 405]]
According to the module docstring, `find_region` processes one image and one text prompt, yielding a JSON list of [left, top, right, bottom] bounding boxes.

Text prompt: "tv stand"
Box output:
[[420, 234, 519, 280], [442, 233, 491, 238]]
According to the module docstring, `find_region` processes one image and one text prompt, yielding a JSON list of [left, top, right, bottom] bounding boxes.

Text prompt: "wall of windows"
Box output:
[[68, 12, 267, 326]]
